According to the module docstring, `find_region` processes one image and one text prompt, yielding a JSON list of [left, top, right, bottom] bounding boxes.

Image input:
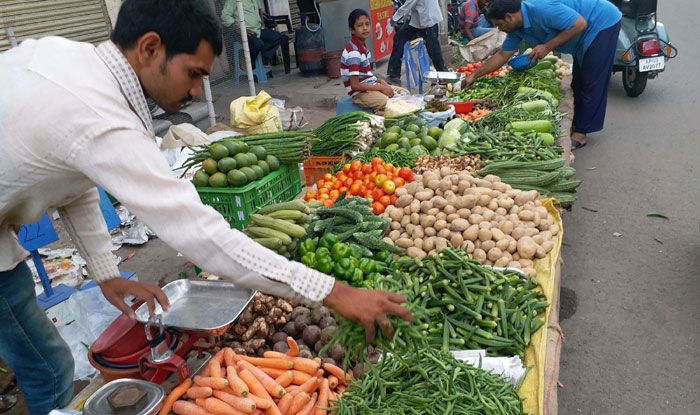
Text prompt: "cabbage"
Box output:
[[443, 117, 467, 133], [438, 129, 460, 148]]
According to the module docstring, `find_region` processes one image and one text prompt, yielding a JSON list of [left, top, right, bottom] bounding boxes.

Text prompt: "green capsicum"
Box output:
[[319, 234, 339, 251], [349, 244, 365, 259], [330, 242, 351, 262], [316, 256, 334, 274], [333, 257, 354, 280], [299, 238, 317, 257], [300, 252, 316, 268], [374, 251, 391, 264], [359, 258, 376, 275], [350, 268, 364, 286], [315, 247, 330, 260]]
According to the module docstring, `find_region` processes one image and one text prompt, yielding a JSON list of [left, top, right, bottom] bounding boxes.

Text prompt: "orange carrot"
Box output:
[[327, 376, 338, 390], [328, 391, 337, 408], [172, 400, 209, 415], [239, 369, 272, 401], [276, 391, 295, 414], [238, 361, 286, 398], [314, 379, 329, 415], [291, 371, 312, 386], [288, 391, 310, 414], [314, 369, 324, 378], [274, 371, 295, 388], [298, 376, 321, 394], [212, 390, 257, 413], [264, 403, 283, 415], [260, 367, 287, 378], [194, 375, 229, 390], [286, 385, 300, 394], [297, 392, 318, 415], [186, 386, 213, 399], [195, 398, 206, 407], [160, 378, 192, 415], [286, 337, 299, 357], [224, 347, 236, 367], [227, 366, 250, 397], [263, 351, 293, 360], [292, 358, 320, 375], [204, 397, 248, 415], [236, 356, 294, 370], [201, 365, 211, 378], [209, 350, 226, 378], [336, 385, 346, 395], [313, 357, 322, 365], [321, 363, 352, 384], [245, 393, 272, 409]]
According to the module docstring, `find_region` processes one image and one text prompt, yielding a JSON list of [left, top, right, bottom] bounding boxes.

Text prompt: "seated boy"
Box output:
[[341, 9, 401, 113]]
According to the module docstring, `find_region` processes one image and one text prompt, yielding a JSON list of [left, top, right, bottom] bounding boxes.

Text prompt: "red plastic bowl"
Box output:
[[92, 314, 148, 358], [449, 101, 475, 114]]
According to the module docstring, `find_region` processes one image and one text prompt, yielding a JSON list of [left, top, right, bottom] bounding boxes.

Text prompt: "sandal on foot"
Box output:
[[571, 139, 587, 150]]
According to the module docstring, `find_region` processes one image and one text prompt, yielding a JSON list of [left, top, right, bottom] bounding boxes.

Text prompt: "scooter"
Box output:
[[611, 0, 678, 97]]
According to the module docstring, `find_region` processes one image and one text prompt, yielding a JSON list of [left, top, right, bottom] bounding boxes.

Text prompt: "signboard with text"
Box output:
[[370, 0, 395, 61]]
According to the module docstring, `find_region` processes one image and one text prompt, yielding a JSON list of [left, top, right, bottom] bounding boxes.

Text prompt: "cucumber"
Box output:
[[266, 210, 305, 221], [257, 200, 309, 215], [250, 214, 307, 238], [253, 237, 285, 250], [507, 120, 553, 134], [245, 226, 292, 244], [514, 100, 550, 113]]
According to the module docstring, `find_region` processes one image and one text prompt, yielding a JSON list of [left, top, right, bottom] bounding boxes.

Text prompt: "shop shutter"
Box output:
[[0, 0, 112, 52]]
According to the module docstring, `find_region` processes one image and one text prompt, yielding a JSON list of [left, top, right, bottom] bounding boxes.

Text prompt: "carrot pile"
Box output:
[[459, 108, 492, 122], [160, 337, 352, 415]]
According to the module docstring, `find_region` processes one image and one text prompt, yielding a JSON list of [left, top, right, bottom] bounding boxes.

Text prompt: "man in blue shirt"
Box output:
[[464, 0, 622, 149]]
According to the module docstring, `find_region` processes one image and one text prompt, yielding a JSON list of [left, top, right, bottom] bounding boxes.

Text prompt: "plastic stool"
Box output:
[[402, 39, 431, 94], [232, 42, 270, 84], [336, 96, 372, 115]]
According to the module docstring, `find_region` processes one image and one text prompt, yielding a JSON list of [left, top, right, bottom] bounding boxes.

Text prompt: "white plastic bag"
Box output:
[[384, 95, 425, 117], [450, 29, 507, 62], [420, 106, 456, 128], [451, 350, 527, 386]]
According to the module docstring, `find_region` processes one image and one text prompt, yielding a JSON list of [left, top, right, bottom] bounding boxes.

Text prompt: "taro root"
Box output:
[[303, 325, 322, 346], [294, 314, 312, 333], [311, 306, 330, 324], [314, 340, 324, 354], [271, 331, 288, 344], [327, 344, 345, 362], [353, 362, 371, 379], [291, 306, 311, 321], [321, 357, 337, 366]]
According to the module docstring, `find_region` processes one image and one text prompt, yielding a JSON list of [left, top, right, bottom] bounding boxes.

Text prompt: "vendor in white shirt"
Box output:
[[0, 0, 411, 413]]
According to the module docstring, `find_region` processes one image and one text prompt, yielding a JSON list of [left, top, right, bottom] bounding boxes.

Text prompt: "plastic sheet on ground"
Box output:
[[517, 198, 563, 415]]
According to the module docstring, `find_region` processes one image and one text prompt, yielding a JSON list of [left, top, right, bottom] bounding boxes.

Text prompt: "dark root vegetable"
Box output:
[[295, 314, 312, 333], [311, 306, 330, 324], [291, 306, 311, 321], [272, 331, 288, 344], [320, 326, 338, 344], [319, 316, 336, 330], [298, 348, 313, 359], [314, 340, 324, 354], [273, 341, 290, 353], [282, 321, 298, 338], [303, 325, 322, 346], [328, 344, 345, 362], [321, 357, 337, 366], [353, 362, 371, 379]]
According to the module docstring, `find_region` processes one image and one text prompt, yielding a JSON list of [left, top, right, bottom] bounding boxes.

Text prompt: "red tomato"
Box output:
[[305, 189, 316, 199], [342, 163, 351, 174], [316, 180, 325, 188], [372, 202, 385, 215], [350, 160, 362, 171], [344, 177, 354, 187], [352, 170, 364, 180], [374, 174, 388, 187], [371, 157, 383, 166], [340, 186, 348, 193], [318, 187, 329, 195], [323, 199, 334, 207], [398, 167, 414, 182], [366, 182, 376, 190], [379, 195, 392, 206], [361, 164, 373, 174], [374, 165, 386, 175], [382, 180, 396, 195], [323, 173, 333, 181], [319, 193, 329, 200], [362, 190, 373, 199], [350, 183, 362, 195], [384, 163, 395, 173], [392, 177, 406, 188], [390, 194, 397, 204]]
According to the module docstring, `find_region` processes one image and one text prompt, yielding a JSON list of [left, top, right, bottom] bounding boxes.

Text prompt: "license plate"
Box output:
[[639, 56, 665, 72]]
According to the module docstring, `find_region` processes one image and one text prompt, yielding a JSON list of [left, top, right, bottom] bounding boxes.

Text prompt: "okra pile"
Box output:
[[335, 348, 524, 415], [388, 248, 549, 357]]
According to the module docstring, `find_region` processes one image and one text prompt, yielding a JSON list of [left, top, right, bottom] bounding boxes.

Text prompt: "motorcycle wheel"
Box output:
[[622, 66, 648, 97]]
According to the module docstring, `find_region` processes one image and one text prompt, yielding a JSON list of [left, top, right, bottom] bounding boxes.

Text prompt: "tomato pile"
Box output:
[[304, 158, 414, 214], [455, 61, 509, 78]]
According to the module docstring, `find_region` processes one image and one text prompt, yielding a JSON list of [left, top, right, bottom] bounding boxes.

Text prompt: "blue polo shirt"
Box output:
[[501, 0, 621, 62]]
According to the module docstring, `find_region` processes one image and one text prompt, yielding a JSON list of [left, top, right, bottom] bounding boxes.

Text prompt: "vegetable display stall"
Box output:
[[71, 55, 574, 415]]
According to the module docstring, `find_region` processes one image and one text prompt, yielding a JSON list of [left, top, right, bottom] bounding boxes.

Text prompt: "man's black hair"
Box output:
[[111, 0, 223, 58], [348, 9, 370, 29], [487, 0, 522, 21]]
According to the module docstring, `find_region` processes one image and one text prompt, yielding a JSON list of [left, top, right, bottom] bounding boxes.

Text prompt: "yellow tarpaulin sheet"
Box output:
[[518, 199, 563, 415]]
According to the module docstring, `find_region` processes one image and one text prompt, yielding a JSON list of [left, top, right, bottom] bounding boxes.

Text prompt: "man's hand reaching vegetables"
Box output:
[[100, 278, 170, 319], [323, 281, 414, 342]]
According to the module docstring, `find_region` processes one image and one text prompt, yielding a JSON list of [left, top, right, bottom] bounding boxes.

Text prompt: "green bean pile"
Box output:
[[334, 348, 524, 415], [449, 128, 563, 163]]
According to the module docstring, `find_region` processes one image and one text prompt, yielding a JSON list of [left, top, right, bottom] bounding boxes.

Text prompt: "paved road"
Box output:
[[558, 1, 700, 413]]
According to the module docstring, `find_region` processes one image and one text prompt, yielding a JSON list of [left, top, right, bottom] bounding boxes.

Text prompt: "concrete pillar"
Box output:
[[103, 0, 121, 27], [438, 0, 449, 45]]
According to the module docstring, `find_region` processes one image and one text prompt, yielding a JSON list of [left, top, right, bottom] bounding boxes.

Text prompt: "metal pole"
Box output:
[[202, 76, 217, 127], [438, 0, 449, 45], [6, 26, 19, 48], [236, 0, 257, 96]]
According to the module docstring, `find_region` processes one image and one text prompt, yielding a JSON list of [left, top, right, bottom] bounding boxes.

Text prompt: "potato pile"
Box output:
[[382, 167, 559, 277]]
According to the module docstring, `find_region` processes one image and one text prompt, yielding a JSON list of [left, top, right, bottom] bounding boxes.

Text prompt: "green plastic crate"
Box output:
[[196, 165, 302, 230]]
